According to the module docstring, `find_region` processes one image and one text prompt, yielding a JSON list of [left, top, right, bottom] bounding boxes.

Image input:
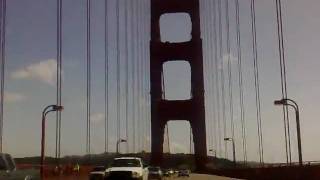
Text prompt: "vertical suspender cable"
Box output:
[[131, 0, 136, 153], [200, 0, 209, 151], [226, 0, 233, 138], [205, 0, 214, 153], [235, 0, 247, 163], [202, 0, 210, 153], [124, 0, 129, 153], [104, 0, 109, 153], [116, 0, 121, 151], [213, 0, 222, 157], [56, 0, 63, 160], [146, 0, 151, 150], [144, 0, 148, 151], [218, 0, 228, 158], [225, 0, 235, 158], [142, 0, 148, 151], [275, 0, 291, 164], [86, 0, 91, 155], [250, 0, 264, 164], [136, 0, 142, 152], [139, 0, 145, 152], [0, 0, 5, 154], [208, 0, 218, 156]]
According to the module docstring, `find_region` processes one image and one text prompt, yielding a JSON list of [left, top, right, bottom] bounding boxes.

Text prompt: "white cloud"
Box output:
[[4, 92, 26, 103], [91, 113, 105, 124], [11, 59, 57, 85]]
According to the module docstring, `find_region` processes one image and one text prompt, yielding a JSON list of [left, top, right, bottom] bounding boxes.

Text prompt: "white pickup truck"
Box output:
[[104, 157, 148, 180], [0, 153, 39, 180]]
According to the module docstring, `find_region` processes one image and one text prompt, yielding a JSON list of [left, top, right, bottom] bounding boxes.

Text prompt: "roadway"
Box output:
[[46, 173, 237, 180], [163, 173, 237, 180]]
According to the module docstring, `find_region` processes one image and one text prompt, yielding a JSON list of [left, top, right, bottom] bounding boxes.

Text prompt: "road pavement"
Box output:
[[46, 173, 237, 180], [164, 173, 237, 180]]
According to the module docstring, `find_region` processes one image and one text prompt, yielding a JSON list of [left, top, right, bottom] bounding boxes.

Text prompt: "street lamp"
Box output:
[[224, 138, 236, 165], [41, 105, 64, 179], [274, 98, 303, 166], [116, 139, 127, 154]]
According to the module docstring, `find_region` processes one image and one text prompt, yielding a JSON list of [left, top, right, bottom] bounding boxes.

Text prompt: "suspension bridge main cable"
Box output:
[[250, 0, 264, 164], [275, 0, 291, 164], [55, 0, 63, 161], [0, 0, 6, 154], [235, 0, 248, 163], [104, 0, 109, 153], [86, 0, 91, 155]]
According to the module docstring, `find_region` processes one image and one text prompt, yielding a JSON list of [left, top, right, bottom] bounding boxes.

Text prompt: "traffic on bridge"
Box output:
[[0, 0, 320, 179]]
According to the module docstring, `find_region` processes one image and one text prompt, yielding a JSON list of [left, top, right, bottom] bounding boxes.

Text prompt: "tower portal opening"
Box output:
[[162, 61, 191, 100], [160, 13, 192, 43]]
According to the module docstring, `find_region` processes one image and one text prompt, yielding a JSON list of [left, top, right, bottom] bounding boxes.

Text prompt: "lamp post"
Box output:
[[274, 98, 302, 166], [41, 105, 64, 179], [224, 138, 236, 165], [116, 139, 127, 154]]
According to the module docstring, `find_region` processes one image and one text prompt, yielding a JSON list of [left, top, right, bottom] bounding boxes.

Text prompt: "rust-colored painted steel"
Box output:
[[150, 0, 207, 170]]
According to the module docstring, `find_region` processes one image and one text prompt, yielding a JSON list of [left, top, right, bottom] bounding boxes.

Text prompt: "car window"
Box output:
[[148, 167, 160, 171], [111, 159, 141, 167]]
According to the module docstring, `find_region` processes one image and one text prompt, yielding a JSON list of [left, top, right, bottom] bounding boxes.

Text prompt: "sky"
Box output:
[[2, 0, 320, 164]]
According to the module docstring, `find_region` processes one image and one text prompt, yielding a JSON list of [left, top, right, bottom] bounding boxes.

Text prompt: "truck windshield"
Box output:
[[111, 159, 140, 167]]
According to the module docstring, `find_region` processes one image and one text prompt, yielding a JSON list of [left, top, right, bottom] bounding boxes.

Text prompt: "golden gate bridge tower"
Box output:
[[150, 0, 207, 169]]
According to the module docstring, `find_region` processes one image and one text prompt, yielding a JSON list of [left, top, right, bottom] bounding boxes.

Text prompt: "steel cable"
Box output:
[[235, 0, 248, 163], [104, 0, 109, 153], [250, 0, 264, 164], [218, 0, 228, 158], [275, 0, 291, 164], [86, 0, 91, 155], [55, 0, 63, 160], [0, 0, 6, 153]]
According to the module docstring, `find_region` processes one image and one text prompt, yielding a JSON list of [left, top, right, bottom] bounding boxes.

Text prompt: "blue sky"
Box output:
[[2, 0, 320, 164]]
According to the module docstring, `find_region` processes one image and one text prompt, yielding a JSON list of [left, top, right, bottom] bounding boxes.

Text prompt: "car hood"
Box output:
[[90, 171, 105, 175], [107, 167, 143, 173]]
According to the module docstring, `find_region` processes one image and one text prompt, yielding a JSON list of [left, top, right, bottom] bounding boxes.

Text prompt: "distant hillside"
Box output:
[[15, 152, 238, 170]]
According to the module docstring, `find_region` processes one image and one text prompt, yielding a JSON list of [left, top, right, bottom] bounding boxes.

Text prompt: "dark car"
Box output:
[[178, 169, 190, 177], [89, 166, 106, 180], [162, 169, 170, 177], [147, 166, 162, 180]]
